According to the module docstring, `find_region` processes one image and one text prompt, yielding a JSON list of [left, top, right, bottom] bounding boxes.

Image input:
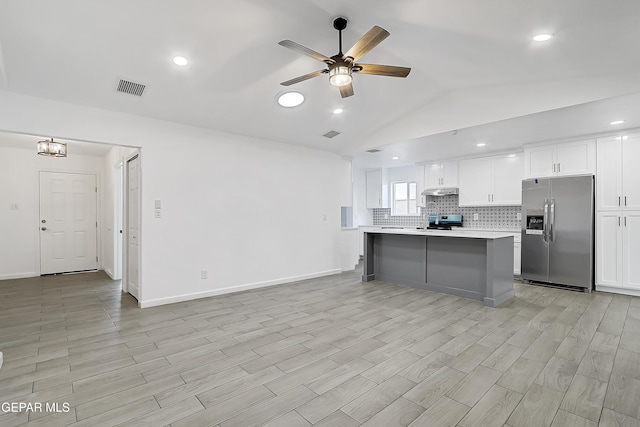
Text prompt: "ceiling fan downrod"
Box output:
[[333, 17, 348, 56]]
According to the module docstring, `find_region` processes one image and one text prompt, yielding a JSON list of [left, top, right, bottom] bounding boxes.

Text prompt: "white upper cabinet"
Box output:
[[524, 139, 595, 179], [458, 153, 523, 206], [597, 134, 640, 211], [424, 161, 458, 188], [366, 170, 383, 208]]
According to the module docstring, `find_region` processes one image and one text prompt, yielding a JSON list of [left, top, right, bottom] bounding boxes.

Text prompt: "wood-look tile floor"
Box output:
[[1, 270, 640, 427]]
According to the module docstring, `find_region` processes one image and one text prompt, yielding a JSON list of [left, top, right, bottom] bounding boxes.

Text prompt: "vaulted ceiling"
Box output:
[[1, 0, 639, 164]]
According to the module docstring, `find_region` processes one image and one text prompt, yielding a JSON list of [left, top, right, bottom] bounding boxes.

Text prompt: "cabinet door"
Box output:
[[597, 137, 623, 211], [425, 163, 444, 188], [623, 134, 640, 210], [492, 154, 523, 205], [596, 212, 623, 287], [442, 161, 458, 187], [415, 164, 426, 207], [366, 170, 382, 208], [556, 139, 596, 176], [524, 145, 556, 178], [623, 212, 640, 288], [458, 157, 492, 206], [514, 242, 521, 275]]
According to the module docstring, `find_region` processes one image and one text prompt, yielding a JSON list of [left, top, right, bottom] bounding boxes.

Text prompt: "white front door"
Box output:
[[126, 155, 140, 300], [39, 172, 98, 275]]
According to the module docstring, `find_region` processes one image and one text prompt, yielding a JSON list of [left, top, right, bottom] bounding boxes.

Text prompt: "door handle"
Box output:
[[543, 199, 549, 243], [549, 199, 555, 241], [41, 227, 47, 231]]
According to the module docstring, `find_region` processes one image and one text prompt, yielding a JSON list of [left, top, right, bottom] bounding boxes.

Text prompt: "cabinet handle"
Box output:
[[619, 217, 621, 226], [619, 196, 621, 206], [553, 163, 556, 173], [625, 196, 627, 206], [625, 216, 627, 227], [488, 194, 491, 202], [558, 163, 561, 173]]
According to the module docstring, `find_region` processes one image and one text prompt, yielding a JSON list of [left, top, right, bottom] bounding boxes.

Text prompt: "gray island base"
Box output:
[[362, 229, 515, 307]]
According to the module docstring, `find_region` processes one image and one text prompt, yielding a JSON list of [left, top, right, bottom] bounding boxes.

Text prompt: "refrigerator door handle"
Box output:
[[549, 199, 555, 241], [543, 198, 549, 243]]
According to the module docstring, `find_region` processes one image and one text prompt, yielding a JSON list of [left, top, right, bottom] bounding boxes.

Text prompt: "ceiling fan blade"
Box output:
[[344, 26, 390, 62], [280, 69, 327, 86], [339, 83, 354, 98], [355, 63, 411, 78], [278, 40, 334, 63]]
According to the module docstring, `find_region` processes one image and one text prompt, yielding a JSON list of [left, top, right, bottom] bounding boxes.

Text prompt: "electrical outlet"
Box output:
[[154, 209, 161, 218], [517, 212, 522, 220], [384, 214, 389, 219], [323, 214, 327, 221], [9, 203, 18, 210], [200, 269, 208, 279], [473, 213, 479, 221]]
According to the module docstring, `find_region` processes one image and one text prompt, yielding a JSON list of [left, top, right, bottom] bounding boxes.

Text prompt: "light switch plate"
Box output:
[[155, 200, 161, 209]]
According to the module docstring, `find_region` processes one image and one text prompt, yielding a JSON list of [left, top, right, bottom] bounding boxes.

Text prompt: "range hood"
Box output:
[[421, 188, 459, 196]]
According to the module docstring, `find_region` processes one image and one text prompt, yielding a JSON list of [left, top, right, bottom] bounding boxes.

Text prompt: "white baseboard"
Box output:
[[596, 285, 640, 297], [139, 269, 342, 308], [0, 272, 38, 280]]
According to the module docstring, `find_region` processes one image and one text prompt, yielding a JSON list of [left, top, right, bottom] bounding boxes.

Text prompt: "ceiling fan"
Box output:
[[278, 17, 411, 98]]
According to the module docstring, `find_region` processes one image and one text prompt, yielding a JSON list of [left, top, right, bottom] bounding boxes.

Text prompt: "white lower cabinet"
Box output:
[[513, 233, 521, 276], [596, 211, 640, 290]]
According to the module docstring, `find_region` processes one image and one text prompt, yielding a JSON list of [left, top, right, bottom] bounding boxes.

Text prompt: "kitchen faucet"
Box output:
[[424, 201, 439, 229]]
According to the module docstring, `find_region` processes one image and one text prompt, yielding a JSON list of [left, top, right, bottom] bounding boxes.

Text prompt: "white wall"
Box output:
[[0, 91, 348, 307], [0, 144, 105, 279]]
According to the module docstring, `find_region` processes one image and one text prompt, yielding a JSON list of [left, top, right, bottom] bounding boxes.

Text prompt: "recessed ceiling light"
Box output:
[[173, 56, 188, 66], [277, 91, 305, 108], [610, 120, 625, 125], [392, 156, 399, 160], [508, 153, 516, 158], [333, 108, 343, 115], [477, 143, 486, 147], [532, 34, 553, 42]]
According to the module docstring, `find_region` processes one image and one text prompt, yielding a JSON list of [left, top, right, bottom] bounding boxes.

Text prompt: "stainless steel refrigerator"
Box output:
[[521, 175, 594, 290]]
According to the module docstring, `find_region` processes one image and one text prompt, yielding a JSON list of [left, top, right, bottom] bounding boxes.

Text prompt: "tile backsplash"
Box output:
[[373, 195, 521, 230]]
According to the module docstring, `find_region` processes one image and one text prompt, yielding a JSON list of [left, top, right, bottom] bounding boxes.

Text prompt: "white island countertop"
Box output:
[[365, 227, 515, 240]]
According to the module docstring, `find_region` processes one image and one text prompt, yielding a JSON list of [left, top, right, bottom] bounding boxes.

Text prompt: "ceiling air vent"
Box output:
[[366, 148, 382, 153], [323, 130, 341, 139], [116, 79, 146, 97]]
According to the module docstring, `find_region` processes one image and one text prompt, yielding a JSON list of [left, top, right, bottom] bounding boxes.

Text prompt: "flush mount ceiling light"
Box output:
[[173, 56, 188, 66], [37, 138, 67, 157], [277, 91, 305, 108], [532, 34, 553, 42], [332, 108, 343, 114], [610, 120, 625, 125]]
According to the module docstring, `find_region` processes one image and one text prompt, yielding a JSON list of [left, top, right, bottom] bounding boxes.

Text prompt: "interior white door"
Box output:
[[39, 172, 97, 274], [126, 155, 141, 300]]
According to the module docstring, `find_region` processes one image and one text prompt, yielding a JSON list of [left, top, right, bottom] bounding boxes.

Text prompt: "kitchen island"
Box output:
[[362, 228, 515, 307]]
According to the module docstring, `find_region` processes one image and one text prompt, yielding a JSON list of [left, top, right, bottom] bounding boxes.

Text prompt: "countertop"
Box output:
[[364, 227, 515, 240]]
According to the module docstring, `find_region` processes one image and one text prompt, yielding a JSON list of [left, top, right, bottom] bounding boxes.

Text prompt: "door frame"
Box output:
[[113, 161, 124, 280], [37, 169, 100, 275], [123, 151, 141, 303]]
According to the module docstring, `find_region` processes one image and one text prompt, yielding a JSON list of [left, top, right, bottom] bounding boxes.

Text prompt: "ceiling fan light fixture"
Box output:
[[329, 64, 352, 87], [37, 138, 67, 157]]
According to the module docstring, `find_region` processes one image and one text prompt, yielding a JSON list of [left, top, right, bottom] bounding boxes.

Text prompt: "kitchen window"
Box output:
[[392, 181, 419, 215]]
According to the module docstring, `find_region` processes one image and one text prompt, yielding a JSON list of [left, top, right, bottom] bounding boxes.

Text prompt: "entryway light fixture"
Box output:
[[37, 138, 67, 157]]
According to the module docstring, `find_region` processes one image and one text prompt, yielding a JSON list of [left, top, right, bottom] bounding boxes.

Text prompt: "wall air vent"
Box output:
[[116, 79, 146, 96], [323, 130, 340, 139], [366, 149, 382, 153]]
